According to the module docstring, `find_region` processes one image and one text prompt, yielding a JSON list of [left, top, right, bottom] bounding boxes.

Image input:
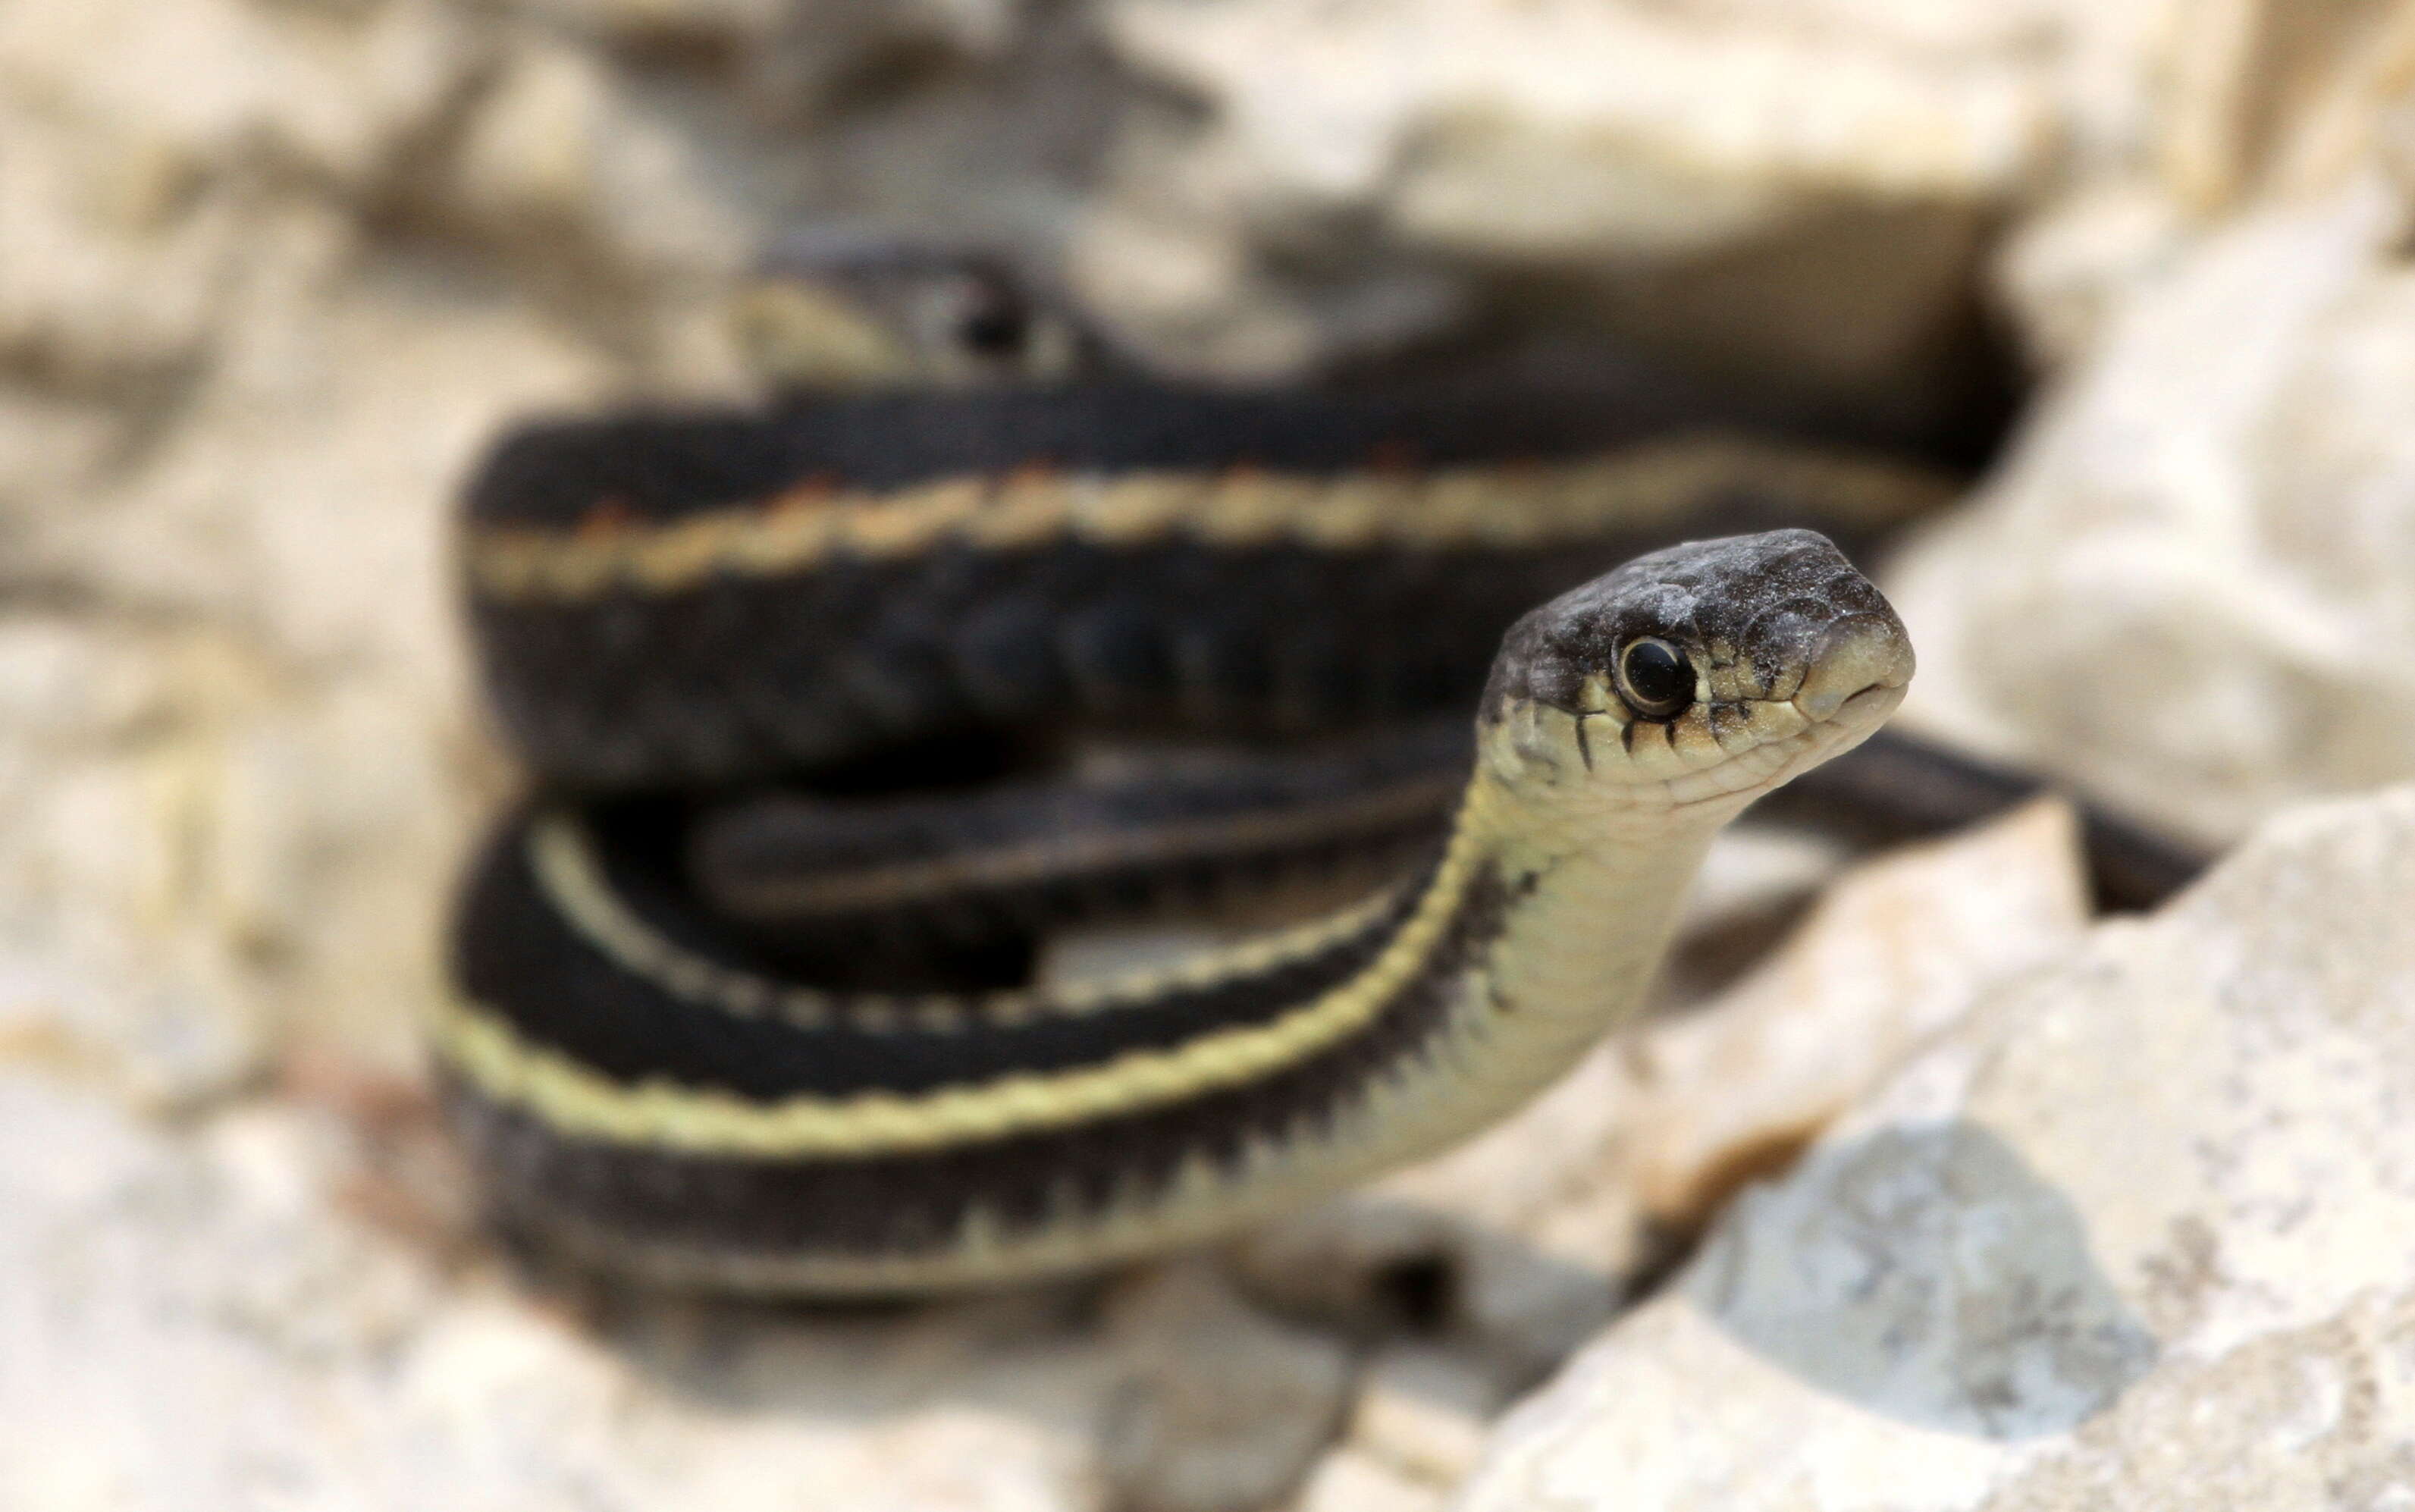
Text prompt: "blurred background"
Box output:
[[5, 2, 2415, 1508]]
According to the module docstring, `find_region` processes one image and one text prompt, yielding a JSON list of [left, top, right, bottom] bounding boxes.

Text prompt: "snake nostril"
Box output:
[[1792, 616, 1915, 720]]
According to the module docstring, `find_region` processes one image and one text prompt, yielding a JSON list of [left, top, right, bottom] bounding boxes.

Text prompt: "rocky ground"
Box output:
[[5, 1, 2415, 1508]]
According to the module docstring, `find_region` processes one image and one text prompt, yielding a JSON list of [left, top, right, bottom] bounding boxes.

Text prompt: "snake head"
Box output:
[[1479, 528, 1913, 814]]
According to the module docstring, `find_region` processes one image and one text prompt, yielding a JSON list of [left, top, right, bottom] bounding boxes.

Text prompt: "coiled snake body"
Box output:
[[438, 373, 2150, 1294]]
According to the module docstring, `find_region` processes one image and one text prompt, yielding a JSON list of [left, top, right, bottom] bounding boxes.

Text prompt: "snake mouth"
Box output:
[[1790, 615, 1917, 724], [1664, 673, 1909, 812], [1797, 679, 1910, 741]]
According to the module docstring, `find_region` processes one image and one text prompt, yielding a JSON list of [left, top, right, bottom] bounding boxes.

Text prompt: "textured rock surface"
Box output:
[[1890, 177, 2415, 848], [1289, 1448, 1450, 1512], [1101, 1264, 1356, 1512], [1077, 0, 2415, 413], [1084, 0, 2040, 400], [0, 1062, 1112, 1511], [1460, 783, 2415, 1512], [1342, 1343, 1499, 1488]]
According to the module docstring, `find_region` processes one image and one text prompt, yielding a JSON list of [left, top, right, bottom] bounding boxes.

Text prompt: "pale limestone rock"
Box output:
[[1228, 801, 2090, 1379], [1887, 178, 2415, 846], [1461, 783, 2415, 1512], [750, 0, 1038, 111], [48, 246, 604, 665], [1675, 826, 1856, 945], [1081, 0, 2084, 393], [0, 33, 541, 1090], [0, 264, 609, 1072], [1101, 1263, 1356, 1512], [507, 0, 788, 46], [0, 0, 1073, 1112], [1656, 823, 1855, 1006], [1109, 0, 2053, 231], [0, 98, 246, 391], [1341, 1343, 1500, 1489], [0, 620, 278, 1109], [0, 1065, 1140, 1510], [0, 0, 481, 194], [1080, 0, 2415, 397], [445, 33, 765, 303], [1624, 798, 2090, 1228], [1990, 178, 2191, 372], [1288, 1448, 1449, 1512]]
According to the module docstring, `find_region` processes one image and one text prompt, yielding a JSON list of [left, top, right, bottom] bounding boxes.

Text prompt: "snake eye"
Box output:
[[1616, 637, 1695, 720]]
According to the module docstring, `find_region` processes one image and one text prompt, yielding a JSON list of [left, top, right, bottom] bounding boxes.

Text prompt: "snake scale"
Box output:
[[438, 324, 2197, 1294]]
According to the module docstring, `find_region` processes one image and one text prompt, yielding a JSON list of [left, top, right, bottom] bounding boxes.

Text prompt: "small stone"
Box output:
[[1344, 1343, 1500, 1488], [444, 32, 762, 300], [1101, 1262, 1356, 1512], [1288, 1447, 1449, 1512], [0, 0, 481, 195]]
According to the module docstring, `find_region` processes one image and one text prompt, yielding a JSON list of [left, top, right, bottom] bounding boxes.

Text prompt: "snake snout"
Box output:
[[1792, 613, 1915, 722]]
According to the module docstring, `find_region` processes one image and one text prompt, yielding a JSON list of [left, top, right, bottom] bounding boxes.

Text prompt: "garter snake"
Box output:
[[438, 260, 2197, 1292]]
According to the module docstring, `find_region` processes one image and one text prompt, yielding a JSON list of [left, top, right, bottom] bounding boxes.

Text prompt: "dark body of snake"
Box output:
[[441, 341, 2202, 1293]]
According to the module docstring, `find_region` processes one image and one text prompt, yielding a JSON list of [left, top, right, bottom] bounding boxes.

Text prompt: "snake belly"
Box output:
[[440, 383, 1926, 1294]]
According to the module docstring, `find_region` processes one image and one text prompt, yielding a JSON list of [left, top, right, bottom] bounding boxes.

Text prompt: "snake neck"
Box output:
[[1322, 766, 1720, 1168], [1479, 779, 1720, 1026]]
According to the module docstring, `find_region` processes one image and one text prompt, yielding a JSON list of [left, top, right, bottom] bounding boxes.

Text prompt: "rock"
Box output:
[[0, 0, 1106, 1122], [1340, 1342, 1500, 1490], [0, 1064, 1140, 1510], [0, 618, 278, 1110], [0, 0, 481, 200], [0, 97, 243, 392], [749, 0, 1038, 118], [1887, 178, 2415, 846], [1623, 798, 2090, 1230], [1288, 1448, 1449, 1512], [1100, 1262, 1356, 1512], [0, 0, 641, 1092], [1460, 783, 2415, 1511], [1079, 0, 2068, 400], [444, 30, 767, 312], [0, 262, 611, 1074], [1227, 799, 2090, 1380], [507, 0, 789, 49], [1079, 0, 2415, 406], [1990, 180, 2191, 374], [1102, 1, 2059, 233]]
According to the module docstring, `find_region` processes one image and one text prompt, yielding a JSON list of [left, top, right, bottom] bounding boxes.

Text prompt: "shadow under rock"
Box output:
[[1689, 1119, 2158, 1440]]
